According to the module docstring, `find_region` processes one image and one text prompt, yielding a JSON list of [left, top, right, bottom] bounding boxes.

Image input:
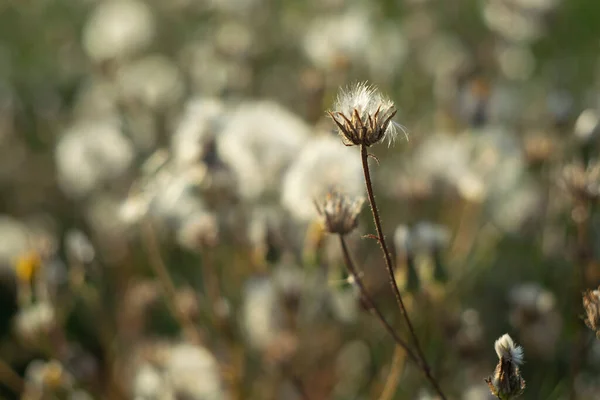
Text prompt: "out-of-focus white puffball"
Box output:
[[83, 0, 155, 63], [56, 119, 134, 198], [116, 55, 184, 110], [218, 101, 310, 201], [166, 343, 225, 400], [303, 8, 372, 70], [172, 97, 226, 167]]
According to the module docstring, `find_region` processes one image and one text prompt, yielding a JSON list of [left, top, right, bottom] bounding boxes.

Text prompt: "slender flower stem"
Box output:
[[339, 235, 447, 399], [359, 144, 446, 399], [338, 235, 418, 363]]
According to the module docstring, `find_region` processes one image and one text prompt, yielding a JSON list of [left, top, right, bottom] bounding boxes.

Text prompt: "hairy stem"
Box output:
[[359, 145, 446, 399], [339, 235, 446, 399]]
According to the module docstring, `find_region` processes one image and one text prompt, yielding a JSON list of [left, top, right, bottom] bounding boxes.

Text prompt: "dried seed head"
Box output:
[[315, 190, 364, 235], [485, 334, 526, 399], [583, 287, 600, 337], [328, 82, 404, 147]]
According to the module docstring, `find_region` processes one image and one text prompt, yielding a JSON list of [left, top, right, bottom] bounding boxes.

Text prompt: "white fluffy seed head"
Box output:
[[494, 333, 524, 365], [331, 82, 406, 147]]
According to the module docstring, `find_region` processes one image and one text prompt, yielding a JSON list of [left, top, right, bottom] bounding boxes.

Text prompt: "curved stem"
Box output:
[[339, 236, 446, 399], [338, 235, 418, 365], [359, 145, 446, 400]]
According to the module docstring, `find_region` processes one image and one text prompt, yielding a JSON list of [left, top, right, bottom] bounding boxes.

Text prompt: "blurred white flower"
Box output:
[[413, 132, 476, 197], [366, 24, 409, 81], [214, 21, 255, 58], [282, 136, 363, 222], [83, 0, 155, 63], [303, 8, 372, 70], [133, 363, 173, 400], [489, 179, 541, 233], [482, 0, 544, 43], [166, 343, 224, 400], [176, 210, 219, 250], [14, 302, 56, 345], [218, 101, 310, 201], [116, 55, 184, 110], [241, 276, 282, 350], [56, 119, 134, 198], [65, 229, 95, 264], [85, 196, 134, 248], [180, 41, 252, 95], [574, 109, 600, 143], [172, 97, 226, 167], [0, 216, 30, 263], [419, 33, 469, 79], [496, 44, 536, 81], [413, 127, 527, 209]]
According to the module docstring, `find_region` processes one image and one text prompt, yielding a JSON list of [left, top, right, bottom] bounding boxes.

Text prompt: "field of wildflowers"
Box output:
[[1, 0, 600, 399]]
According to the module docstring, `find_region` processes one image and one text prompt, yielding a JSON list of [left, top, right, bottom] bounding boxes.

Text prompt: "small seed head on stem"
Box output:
[[329, 82, 404, 147], [583, 287, 600, 337], [485, 334, 526, 399], [314, 190, 365, 235]]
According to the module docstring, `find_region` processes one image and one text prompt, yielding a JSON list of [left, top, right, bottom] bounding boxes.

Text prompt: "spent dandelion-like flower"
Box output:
[[583, 287, 600, 338], [485, 334, 526, 399], [315, 190, 365, 235], [328, 82, 405, 147]]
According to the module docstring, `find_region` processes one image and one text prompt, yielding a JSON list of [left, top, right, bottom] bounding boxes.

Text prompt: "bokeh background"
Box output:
[[1, 0, 600, 399]]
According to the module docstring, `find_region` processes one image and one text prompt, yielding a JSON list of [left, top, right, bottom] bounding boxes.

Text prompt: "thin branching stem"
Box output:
[[359, 145, 446, 400], [338, 235, 418, 364], [339, 236, 446, 399]]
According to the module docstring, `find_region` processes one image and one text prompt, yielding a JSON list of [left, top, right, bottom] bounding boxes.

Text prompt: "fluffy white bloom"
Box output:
[[574, 109, 600, 143], [116, 55, 184, 110], [494, 334, 524, 365], [281, 136, 363, 222], [303, 9, 372, 70], [56, 119, 134, 198], [172, 97, 226, 167], [166, 343, 224, 400], [217, 101, 310, 200], [0, 216, 30, 264], [83, 0, 155, 62]]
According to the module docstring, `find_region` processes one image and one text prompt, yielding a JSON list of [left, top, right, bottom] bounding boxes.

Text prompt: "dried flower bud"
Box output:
[[329, 82, 403, 147], [315, 190, 364, 235], [485, 334, 526, 399], [583, 287, 600, 337]]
